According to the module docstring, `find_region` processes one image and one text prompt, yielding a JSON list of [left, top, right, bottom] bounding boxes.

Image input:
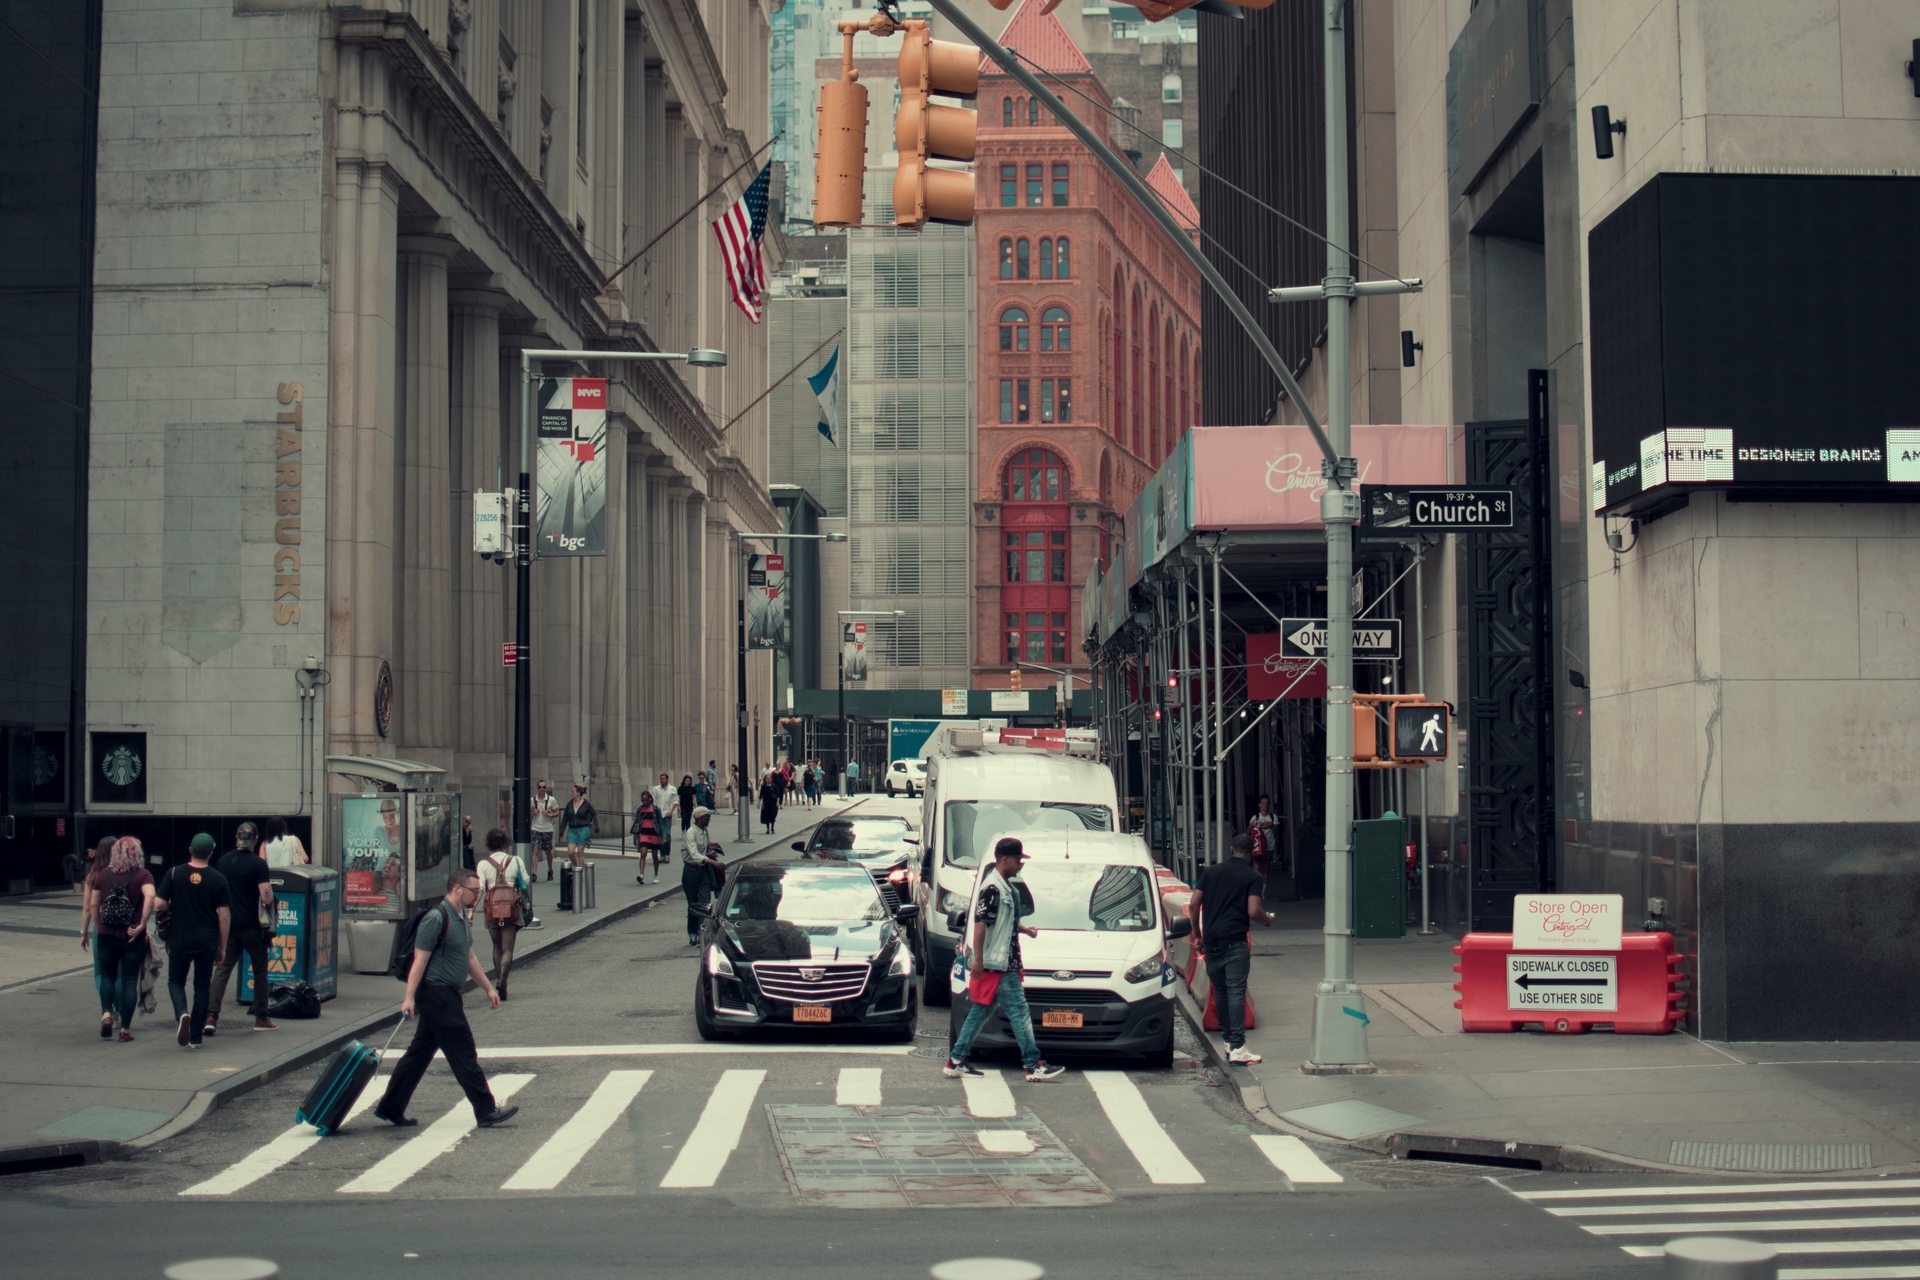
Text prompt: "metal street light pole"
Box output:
[[737, 531, 849, 841], [1016, 661, 1086, 728], [838, 608, 903, 798], [512, 347, 726, 878]]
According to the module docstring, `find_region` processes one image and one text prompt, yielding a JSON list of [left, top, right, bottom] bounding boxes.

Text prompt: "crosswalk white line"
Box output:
[[339, 1074, 534, 1194], [961, 1070, 1017, 1119], [1516, 1179, 1920, 1201], [836, 1067, 883, 1106], [1550, 1197, 1920, 1218], [1582, 1217, 1920, 1237], [978, 1129, 1036, 1155], [180, 1075, 391, 1197], [1252, 1134, 1344, 1185], [1626, 1241, 1920, 1260], [660, 1069, 764, 1189], [1782, 1268, 1920, 1280], [501, 1070, 652, 1192], [377, 1044, 916, 1060], [1084, 1071, 1204, 1186]]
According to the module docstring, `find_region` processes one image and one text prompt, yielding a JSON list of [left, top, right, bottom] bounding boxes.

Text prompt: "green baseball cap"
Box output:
[[189, 833, 216, 856]]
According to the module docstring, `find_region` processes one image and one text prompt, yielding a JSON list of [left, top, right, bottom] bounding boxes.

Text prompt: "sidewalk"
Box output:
[[0, 793, 867, 1172], [1179, 899, 1920, 1173]]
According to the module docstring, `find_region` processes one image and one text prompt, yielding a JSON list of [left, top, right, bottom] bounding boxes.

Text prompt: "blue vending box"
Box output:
[[241, 865, 340, 1003]]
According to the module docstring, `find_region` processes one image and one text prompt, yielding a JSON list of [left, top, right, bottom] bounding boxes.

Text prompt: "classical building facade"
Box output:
[[76, 0, 775, 868], [972, 0, 1199, 694]]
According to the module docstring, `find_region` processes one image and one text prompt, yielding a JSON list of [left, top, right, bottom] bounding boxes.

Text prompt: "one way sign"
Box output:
[[1279, 618, 1401, 660]]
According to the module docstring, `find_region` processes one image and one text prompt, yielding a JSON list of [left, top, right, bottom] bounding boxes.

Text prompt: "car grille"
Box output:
[[1022, 986, 1121, 1006], [751, 961, 870, 1004]]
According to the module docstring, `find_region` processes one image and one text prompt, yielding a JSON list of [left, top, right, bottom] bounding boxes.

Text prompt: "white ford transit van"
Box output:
[[945, 829, 1188, 1068]]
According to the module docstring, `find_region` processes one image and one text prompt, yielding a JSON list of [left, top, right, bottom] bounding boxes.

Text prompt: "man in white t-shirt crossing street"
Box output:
[[529, 779, 560, 882]]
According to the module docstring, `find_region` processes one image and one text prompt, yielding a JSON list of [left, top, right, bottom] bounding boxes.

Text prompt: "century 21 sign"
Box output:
[[273, 382, 304, 625]]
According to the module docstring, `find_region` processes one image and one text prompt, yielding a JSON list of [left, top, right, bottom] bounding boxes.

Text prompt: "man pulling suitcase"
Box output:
[[373, 867, 518, 1128]]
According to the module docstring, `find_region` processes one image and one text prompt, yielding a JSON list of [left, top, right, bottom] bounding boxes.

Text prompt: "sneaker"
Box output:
[[187, 1040, 202, 1050], [203, 1014, 218, 1037], [1228, 1045, 1263, 1066], [176, 1013, 191, 1046], [100, 1013, 114, 1039], [253, 1017, 279, 1032], [527, 917, 543, 929], [687, 934, 700, 946], [546, 870, 553, 881], [1025, 1061, 1066, 1082], [476, 1105, 519, 1127], [942, 1059, 984, 1079], [117, 1028, 135, 1043]]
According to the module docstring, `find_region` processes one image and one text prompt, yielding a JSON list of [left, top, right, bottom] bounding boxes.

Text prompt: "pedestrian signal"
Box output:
[[893, 21, 977, 228], [1390, 703, 1450, 761]]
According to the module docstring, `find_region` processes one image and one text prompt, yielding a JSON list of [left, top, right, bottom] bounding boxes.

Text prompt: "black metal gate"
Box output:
[[1463, 371, 1556, 931]]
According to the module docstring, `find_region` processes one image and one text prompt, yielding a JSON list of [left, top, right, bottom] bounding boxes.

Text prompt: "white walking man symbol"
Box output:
[[1419, 713, 1443, 753]]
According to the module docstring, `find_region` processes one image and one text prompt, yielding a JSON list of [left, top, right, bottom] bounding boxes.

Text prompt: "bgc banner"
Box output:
[[537, 376, 608, 556], [747, 552, 787, 650]]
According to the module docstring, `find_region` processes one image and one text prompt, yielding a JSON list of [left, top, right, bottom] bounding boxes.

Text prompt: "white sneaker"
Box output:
[[1228, 1044, 1263, 1066]]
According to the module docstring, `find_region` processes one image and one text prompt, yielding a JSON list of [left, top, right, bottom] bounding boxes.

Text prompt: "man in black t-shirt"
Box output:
[[209, 822, 278, 1034], [1189, 834, 1274, 1065], [155, 833, 232, 1048]]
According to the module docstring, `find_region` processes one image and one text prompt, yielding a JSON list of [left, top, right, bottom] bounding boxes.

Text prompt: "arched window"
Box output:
[[1164, 327, 1176, 451], [999, 238, 1013, 279], [1040, 307, 1070, 351], [1004, 448, 1066, 503], [1028, 97, 1039, 125], [1148, 308, 1161, 461], [1129, 290, 1143, 455], [1178, 336, 1190, 438], [1038, 237, 1053, 279], [1055, 237, 1070, 278], [1001, 450, 1071, 669], [999, 307, 1029, 353], [1003, 95, 1013, 127], [1015, 238, 1030, 279], [1113, 269, 1129, 447]]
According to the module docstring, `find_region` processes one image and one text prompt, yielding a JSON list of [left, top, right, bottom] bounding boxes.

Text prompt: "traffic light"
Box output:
[[1390, 703, 1450, 761], [1353, 704, 1377, 764], [893, 21, 977, 229], [1009, 667, 1022, 693], [812, 31, 870, 228]]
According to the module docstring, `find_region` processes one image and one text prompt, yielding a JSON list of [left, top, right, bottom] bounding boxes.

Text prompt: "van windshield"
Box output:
[[1015, 863, 1157, 932], [943, 801, 1113, 868]]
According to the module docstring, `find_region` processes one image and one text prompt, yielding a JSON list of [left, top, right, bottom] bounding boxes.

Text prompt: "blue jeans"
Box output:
[[951, 969, 1042, 1070], [1205, 941, 1251, 1048], [93, 930, 143, 1027], [167, 947, 215, 1043]]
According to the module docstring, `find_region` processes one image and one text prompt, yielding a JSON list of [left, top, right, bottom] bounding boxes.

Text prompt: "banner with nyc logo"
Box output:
[[536, 376, 608, 556]]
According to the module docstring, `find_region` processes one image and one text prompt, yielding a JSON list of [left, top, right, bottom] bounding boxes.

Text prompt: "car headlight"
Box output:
[[887, 948, 912, 978], [706, 946, 735, 978], [937, 887, 967, 917], [1123, 953, 1166, 985]]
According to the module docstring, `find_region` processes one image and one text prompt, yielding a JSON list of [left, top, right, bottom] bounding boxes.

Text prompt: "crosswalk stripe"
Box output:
[[1782, 1268, 1920, 1279], [961, 1070, 1017, 1118], [836, 1067, 883, 1106], [1551, 1197, 1920, 1218], [1252, 1134, 1344, 1185], [376, 1044, 916, 1060], [660, 1069, 764, 1189], [501, 1070, 652, 1192], [978, 1130, 1036, 1155], [180, 1075, 390, 1197], [1582, 1217, 1920, 1237], [1084, 1071, 1204, 1186], [338, 1074, 534, 1194], [1626, 1241, 1920, 1260], [1516, 1179, 1920, 1201]]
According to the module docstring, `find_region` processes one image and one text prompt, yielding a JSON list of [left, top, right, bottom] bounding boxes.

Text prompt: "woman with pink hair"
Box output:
[[83, 836, 156, 1041]]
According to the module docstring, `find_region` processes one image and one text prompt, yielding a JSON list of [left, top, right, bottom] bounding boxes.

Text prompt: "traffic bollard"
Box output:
[[1664, 1237, 1778, 1280]]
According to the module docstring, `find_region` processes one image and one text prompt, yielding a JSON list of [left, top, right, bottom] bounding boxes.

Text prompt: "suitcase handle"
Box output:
[[379, 1013, 409, 1058]]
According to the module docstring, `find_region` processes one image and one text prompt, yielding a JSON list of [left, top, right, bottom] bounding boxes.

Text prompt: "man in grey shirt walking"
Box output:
[[374, 868, 517, 1128]]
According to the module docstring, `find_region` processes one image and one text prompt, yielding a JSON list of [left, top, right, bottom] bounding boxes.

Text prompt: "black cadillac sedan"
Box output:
[[693, 861, 921, 1041]]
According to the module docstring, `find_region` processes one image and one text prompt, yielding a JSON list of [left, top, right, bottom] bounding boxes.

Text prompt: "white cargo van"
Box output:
[[945, 830, 1189, 1068], [908, 726, 1118, 1012]]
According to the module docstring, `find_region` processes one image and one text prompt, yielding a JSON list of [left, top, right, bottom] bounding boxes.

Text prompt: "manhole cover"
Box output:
[[915, 1028, 948, 1039], [910, 1045, 951, 1059]]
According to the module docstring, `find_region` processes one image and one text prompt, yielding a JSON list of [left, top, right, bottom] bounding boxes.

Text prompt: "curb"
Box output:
[[0, 807, 854, 1176]]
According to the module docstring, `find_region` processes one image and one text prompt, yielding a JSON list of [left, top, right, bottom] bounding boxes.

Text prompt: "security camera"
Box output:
[[301, 654, 321, 671], [1604, 517, 1638, 554]]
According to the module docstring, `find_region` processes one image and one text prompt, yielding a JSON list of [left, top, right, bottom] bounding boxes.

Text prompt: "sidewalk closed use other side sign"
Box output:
[[1507, 954, 1617, 1013]]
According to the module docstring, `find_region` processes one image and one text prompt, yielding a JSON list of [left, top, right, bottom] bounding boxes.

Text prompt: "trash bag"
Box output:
[[267, 982, 323, 1019]]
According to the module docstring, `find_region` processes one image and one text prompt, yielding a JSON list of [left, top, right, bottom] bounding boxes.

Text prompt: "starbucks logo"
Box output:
[[101, 744, 142, 788], [31, 743, 59, 787]]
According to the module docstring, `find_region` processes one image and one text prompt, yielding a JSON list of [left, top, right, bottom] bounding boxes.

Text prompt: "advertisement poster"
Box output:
[[842, 620, 868, 682], [341, 795, 407, 917], [536, 376, 608, 556], [747, 552, 787, 650], [413, 792, 454, 899]]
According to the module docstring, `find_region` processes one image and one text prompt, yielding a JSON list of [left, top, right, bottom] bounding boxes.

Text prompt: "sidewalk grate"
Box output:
[[1280, 1099, 1425, 1141], [1668, 1141, 1872, 1172]]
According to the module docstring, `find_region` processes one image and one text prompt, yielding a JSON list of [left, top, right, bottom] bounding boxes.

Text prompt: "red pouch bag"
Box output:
[[968, 970, 1003, 1006]]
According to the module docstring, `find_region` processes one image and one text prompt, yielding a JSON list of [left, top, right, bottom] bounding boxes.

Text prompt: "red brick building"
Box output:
[[972, 0, 1202, 695]]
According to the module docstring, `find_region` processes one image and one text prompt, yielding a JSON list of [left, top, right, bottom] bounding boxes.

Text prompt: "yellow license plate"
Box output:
[[793, 1005, 832, 1024], [1041, 1010, 1083, 1029]]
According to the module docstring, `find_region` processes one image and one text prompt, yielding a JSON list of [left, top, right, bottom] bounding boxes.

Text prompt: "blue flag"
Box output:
[[807, 345, 841, 447]]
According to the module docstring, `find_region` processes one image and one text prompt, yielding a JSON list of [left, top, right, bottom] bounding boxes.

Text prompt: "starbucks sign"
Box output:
[[90, 731, 148, 805]]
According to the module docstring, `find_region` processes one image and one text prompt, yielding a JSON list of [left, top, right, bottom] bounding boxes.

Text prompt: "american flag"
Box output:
[[712, 161, 772, 324]]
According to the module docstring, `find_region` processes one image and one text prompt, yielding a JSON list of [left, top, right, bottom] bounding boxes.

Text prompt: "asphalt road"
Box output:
[[1, 798, 1648, 1279]]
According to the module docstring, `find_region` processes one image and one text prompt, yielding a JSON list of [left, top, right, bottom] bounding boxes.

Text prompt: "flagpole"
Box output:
[[606, 133, 781, 291], [718, 327, 845, 436]]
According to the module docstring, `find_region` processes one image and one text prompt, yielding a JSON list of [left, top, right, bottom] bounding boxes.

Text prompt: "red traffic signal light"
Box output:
[[894, 21, 977, 228]]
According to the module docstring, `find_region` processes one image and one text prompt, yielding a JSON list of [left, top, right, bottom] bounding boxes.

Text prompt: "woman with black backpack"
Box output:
[[83, 836, 155, 1042]]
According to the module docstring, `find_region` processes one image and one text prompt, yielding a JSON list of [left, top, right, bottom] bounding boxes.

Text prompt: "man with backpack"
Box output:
[[207, 822, 279, 1035], [374, 867, 517, 1128], [475, 828, 528, 999]]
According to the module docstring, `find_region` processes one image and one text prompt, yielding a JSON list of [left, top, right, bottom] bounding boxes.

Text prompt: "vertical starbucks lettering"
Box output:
[[273, 382, 303, 624]]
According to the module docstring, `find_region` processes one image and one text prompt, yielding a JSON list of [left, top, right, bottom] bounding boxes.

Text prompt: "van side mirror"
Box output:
[[1165, 916, 1192, 940], [945, 910, 968, 933], [894, 903, 921, 924], [901, 833, 919, 845], [791, 841, 807, 853]]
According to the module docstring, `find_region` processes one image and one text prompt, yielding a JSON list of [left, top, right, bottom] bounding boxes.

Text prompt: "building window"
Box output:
[[1039, 237, 1053, 279], [1016, 238, 1030, 279], [1003, 96, 1013, 127], [1162, 73, 1182, 103], [1026, 164, 1043, 206], [1052, 163, 1069, 205], [575, 0, 589, 163], [1055, 237, 1070, 278], [1000, 164, 1017, 207], [999, 238, 1013, 279], [1004, 448, 1065, 502], [1000, 380, 1014, 423], [1059, 378, 1073, 422], [1041, 379, 1055, 422], [999, 308, 1028, 352], [1051, 613, 1068, 663], [1026, 625, 1046, 663], [1041, 307, 1070, 351], [1017, 379, 1031, 422], [1029, 97, 1040, 125], [1161, 119, 1183, 148], [1005, 613, 1021, 663]]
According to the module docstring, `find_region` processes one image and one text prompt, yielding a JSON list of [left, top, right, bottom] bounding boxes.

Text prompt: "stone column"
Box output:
[[395, 236, 457, 756], [449, 289, 506, 780], [621, 17, 648, 267], [648, 471, 670, 771], [644, 67, 667, 331], [625, 448, 651, 769], [667, 487, 689, 767]]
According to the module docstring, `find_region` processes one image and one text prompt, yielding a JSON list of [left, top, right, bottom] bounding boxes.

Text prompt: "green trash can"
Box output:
[[1351, 814, 1406, 939]]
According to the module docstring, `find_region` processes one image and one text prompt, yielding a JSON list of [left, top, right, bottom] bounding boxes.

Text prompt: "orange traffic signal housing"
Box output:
[[894, 21, 977, 228], [812, 23, 871, 228], [1009, 667, 1023, 693]]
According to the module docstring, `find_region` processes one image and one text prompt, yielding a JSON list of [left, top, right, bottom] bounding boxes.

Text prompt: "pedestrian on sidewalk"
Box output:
[[78, 834, 114, 978], [705, 760, 718, 802], [262, 816, 309, 868], [677, 774, 697, 833], [83, 835, 153, 1042], [946, 837, 1066, 1082], [154, 833, 231, 1049], [1248, 795, 1278, 876], [561, 784, 595, 870], [693, 772, 713, 813], [476, 828, 528, 1000], [631, 791, 665, 883], [460, 813, 476, 870], [726, 763, 739, 812], [757, 771, 780, 835], [531, 779, 560, 881], [1189, 833, 1275, 1066], [651, 772, 679, 835], [374, 868, 517, 1129], [804, 761, 821, 807], [207, 822, 279, 1035], [681, 806, 725, 945]]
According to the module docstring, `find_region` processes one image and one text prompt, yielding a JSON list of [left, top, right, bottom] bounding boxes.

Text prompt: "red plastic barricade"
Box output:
[[1452, 932, 1684, 1034]]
